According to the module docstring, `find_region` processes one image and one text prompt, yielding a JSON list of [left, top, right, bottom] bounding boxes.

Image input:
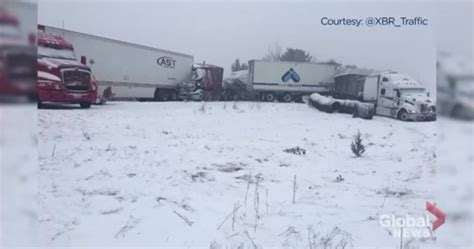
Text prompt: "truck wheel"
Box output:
[[80, 102, 92, 109], [168, 91, 178, 101], [281, 93, 292, 102], [397, 109, 409, 121], [264, 92, 276, 102], [38, 101, 43, 109], [154, 89, 167, 101], [161, 92, 169, 101]]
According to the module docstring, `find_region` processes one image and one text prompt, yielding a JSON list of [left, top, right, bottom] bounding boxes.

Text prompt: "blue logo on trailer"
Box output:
[[281, 68, 300, 82]]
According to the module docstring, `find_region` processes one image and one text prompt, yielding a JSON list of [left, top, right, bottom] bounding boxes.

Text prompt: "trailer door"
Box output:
[[363, 76, 378, 102]]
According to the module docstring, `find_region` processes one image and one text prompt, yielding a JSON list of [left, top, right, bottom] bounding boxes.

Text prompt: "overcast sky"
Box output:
[[37, 1, 472, 90]]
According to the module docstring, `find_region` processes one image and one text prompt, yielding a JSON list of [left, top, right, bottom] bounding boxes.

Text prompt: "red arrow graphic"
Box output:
[[426, 201, 445, 231]]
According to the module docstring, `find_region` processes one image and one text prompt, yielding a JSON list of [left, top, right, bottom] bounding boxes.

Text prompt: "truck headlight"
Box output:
[[407, 109, 416, 113]]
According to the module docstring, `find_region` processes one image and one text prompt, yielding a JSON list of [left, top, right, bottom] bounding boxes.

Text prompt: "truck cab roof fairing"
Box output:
[[37, 31, 74, 49]]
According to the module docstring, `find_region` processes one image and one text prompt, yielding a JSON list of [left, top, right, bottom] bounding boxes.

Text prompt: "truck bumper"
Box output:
[[407, 112, 437, 121], [39, 89, 97, 103]]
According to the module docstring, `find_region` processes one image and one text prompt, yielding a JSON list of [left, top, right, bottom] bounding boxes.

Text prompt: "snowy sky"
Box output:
[[37, 1, 472, 91]]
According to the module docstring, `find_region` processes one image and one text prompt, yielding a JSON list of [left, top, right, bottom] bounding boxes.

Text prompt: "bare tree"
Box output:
[[262, 42, 282, 61]]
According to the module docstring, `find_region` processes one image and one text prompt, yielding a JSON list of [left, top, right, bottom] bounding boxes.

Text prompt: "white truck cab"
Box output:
[[363, 72, 436, 121]]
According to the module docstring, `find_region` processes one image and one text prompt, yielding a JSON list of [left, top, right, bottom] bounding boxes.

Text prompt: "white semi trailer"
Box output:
[[39, 25, 195, 102], [247, 60, 338, 102]]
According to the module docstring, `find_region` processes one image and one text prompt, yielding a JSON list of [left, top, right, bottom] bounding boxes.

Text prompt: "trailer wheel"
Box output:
[[169, 91, 178, 101], [397, 109, 409, 121], [154, 89, 161, 101], [264, 92, 276, 102], [80, 102, 92, 109], [281, 93, 292, 102], [154, 89, 169, 101]]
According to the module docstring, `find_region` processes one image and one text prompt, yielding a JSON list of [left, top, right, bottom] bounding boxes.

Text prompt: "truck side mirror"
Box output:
[[427, 92, 430, 97], [81, 56, 87, 65]]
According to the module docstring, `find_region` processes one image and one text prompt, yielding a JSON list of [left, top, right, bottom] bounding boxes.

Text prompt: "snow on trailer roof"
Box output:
[[249, 59, 339, 66], [39, 25, 193, 59], [194, 63, 223, 69], [334, 72, 366, 78]]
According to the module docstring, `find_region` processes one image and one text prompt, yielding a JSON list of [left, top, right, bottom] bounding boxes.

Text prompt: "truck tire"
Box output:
[[168, 91, 178, 101], [397, 109, 409, 121], [80, 102, 92, 109], [154, 89, 168, 101], [281, 93, 292, 102], [264, 92, 276, 102]]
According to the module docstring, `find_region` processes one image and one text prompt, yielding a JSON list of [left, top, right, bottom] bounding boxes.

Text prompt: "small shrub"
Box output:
[[335, 174, 345, 182], [350, 130, 365, 157], [283, 146, 306, 155]]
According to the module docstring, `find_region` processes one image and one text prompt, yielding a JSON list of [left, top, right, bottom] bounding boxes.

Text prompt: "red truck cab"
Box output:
[[193, 64, 224, 100], [37, 28, 97, 108], [0, 7, 36, 99]]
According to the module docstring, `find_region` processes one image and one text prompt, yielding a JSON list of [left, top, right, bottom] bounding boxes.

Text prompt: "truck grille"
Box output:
[[62, 69, 91, 92], [420, 103, 429, 113]]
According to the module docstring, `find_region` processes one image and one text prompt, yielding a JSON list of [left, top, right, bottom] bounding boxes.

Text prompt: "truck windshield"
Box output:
[[400, 88, 425, 94], [193, 68, 206, 81], [38, 46, 76, 60], [400, 88, 429, 100], [390, 74, 414, 81]]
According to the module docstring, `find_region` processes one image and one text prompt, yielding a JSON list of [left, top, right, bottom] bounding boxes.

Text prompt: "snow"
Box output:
[[34, 101, 471, 248], [1, 105, 39, 247]]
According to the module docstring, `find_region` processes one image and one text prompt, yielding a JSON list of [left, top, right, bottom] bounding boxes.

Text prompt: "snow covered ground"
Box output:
[[33, 101, 470, 248]]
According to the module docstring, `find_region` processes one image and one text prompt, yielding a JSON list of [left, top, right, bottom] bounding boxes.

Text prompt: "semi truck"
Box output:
[[37, 30, 97, 108], [39, 25, 223, 103], [0, 6, 36, 100], [247, 60, 338, 102], [335, 71, 436, 121]]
